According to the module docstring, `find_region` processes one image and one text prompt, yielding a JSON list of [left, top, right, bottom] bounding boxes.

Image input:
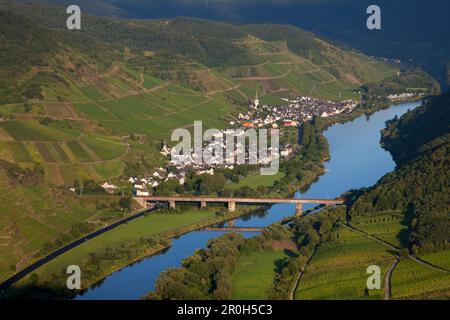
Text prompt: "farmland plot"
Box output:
[[35, 143, 55, 162], [392, 259, 450, 299]]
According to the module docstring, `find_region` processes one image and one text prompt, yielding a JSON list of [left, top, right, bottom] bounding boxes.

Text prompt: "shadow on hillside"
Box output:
[[397, 204, 415, 248], [273, 249, 299, 274]]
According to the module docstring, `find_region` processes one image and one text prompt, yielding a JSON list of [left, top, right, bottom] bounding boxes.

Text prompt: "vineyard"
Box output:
[[43, 102, 80, 119], [295, 226, 394, 300], [352, 211, 407, 248], [0, 134, 127, 186], [392, 259, 450, 299]]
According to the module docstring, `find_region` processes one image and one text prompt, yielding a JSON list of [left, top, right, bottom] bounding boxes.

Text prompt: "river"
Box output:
[[76, 100, 421, 300]]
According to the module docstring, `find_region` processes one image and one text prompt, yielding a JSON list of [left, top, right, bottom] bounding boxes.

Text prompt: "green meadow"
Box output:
[[231, 250, 291, 299], [227, 171, 285, 191], [20, 210, 218, 283]]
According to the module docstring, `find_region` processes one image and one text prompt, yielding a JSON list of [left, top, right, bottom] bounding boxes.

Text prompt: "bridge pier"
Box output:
[[169, 200, 176, 209], [295, 202, 303, 217], [228, 201, 236, 212], [200, 201, 207, 210]]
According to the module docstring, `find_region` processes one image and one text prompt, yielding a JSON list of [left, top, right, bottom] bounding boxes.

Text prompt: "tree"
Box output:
[[119, 197, 132, 210], [319, 220, 332, 235], [199, 173, 226, 194], [299, 246, 310, 257], [155, 179, 179, 195]]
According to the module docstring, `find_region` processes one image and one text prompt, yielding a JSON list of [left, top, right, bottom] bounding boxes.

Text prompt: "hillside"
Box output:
[[0, 1, 438, 286], [0, 160, 129, 283], [25, 0, 450, 90], [0, 1, 412, 188]]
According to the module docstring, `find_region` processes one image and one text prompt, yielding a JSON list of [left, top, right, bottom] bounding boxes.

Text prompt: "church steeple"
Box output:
[[254, 89, 260, 108]]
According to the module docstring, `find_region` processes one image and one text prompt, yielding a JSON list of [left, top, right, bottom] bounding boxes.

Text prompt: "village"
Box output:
[[99, 94, 359, 196], [234, 94, 358, 129]]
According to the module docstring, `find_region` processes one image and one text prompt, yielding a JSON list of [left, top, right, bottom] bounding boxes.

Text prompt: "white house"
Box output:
[[136, 189, 150, 197], [101, 182, 118, 194], [167, 172, 177, 179], [134, 184, 145, 190], [160, 145, 171, 156], [153, 171, 161, 178]]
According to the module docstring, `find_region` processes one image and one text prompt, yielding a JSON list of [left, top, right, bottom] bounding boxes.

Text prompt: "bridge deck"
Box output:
[[135, 196, 344, 205], [202, 227, 263, 232]]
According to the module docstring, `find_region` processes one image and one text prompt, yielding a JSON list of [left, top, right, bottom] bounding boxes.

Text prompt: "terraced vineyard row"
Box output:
[[2, 139, 125, 164], [43, 102, 80, 119], [44, 164, 64, 186], [392, 259, 450, 299], [295, 226, 393, 300]]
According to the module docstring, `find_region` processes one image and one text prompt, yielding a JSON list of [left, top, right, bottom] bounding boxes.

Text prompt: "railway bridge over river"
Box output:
[[133, 196, 344, 217]]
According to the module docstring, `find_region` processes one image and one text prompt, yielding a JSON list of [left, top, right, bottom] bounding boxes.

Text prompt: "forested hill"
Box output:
[[0, 1, 410, 105], [381, 92, 450, 165], [349, 92, 450, 254]]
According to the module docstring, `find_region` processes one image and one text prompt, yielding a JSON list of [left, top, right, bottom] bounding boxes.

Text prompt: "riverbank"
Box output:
[[75, 207, 262, 299], [1, 206, 260, 299]]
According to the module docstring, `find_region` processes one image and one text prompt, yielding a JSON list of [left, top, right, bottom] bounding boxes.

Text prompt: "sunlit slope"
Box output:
[[0, 3, 401, 187]]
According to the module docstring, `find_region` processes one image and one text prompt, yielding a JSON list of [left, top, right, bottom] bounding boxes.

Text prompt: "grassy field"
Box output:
[[92, 161, 125, 180], [227, 171, 285, 191], [143, 76, 163, 89], [231, 250, 290, 299], [391, 258, 450, 299], [295, 226, 394, 300], [19, 210, 218, 284], [80, 135, 127, 161]]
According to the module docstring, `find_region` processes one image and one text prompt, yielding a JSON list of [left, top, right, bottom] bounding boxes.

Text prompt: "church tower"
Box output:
[[254, 90, 260, 108]]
